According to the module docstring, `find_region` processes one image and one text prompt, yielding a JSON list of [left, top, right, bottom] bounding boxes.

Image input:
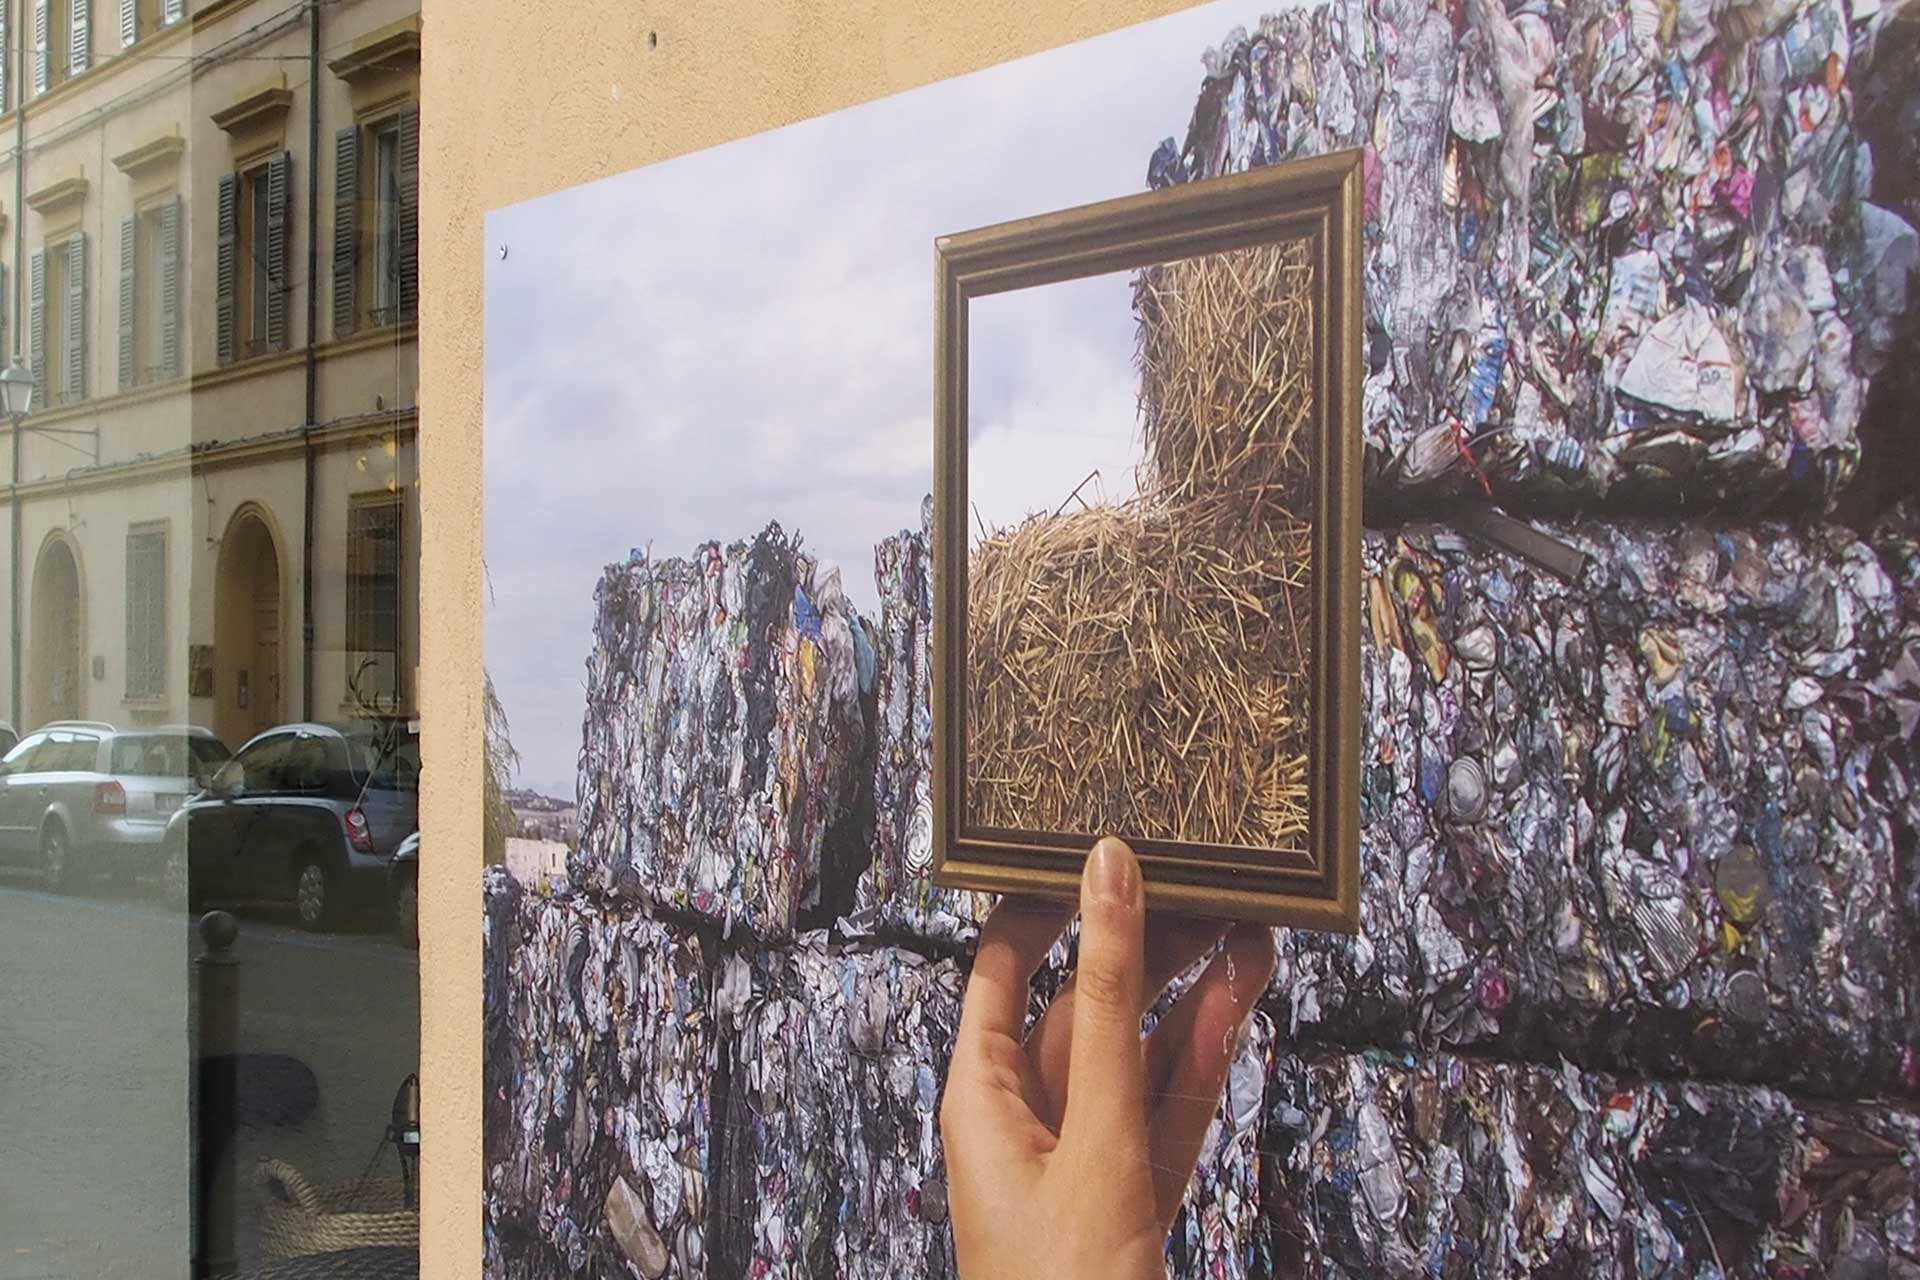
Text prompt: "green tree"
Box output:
[[483, 672, 520, 866]]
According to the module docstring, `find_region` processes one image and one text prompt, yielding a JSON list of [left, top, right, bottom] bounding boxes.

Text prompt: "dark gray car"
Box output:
[[0, 723, 231, 891], [163, 721, 419, 929]]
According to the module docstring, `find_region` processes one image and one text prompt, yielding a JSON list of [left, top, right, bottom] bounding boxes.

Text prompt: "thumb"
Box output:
[[1060, 836, 1149, 1148]]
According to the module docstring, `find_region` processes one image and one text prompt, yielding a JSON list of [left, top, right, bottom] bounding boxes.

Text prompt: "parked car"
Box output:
[[0, 723, 231, 891], [389, 832, 419, 948], [0, 721, 18, 758], [163, 720, 420, 930]]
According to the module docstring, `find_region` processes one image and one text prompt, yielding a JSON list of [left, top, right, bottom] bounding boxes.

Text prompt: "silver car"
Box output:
[[0, 722, 231, 891]]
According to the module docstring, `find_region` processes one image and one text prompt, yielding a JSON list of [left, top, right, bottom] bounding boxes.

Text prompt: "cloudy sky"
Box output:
[[485, 0, 1278, 799]]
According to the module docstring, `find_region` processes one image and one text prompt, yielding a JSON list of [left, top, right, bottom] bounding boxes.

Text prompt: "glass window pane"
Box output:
[[5, 10, 418, 1276]]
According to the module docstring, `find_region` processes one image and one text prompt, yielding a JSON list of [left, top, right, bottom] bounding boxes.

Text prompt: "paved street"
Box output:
[[0, 871, 420, 1279]]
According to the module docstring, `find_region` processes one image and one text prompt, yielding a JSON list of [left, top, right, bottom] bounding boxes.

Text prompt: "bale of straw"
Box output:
[[1133, 238, 1316, 506], [966, 494, 1313, 850]]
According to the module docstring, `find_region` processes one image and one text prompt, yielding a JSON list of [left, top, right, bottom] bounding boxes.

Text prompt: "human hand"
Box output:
[[940, 836, 1276, 1280]]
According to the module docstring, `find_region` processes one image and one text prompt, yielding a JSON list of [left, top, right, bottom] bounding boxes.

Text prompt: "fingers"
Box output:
[[955, 897, 1074, 1054], [1058, 836, 1151, 1150], [1142, 923, 1275, 1222], [1024, 914, 1229, 1130]]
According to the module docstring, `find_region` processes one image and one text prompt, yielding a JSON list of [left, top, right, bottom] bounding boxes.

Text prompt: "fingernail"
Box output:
[[1084, 836, 1137, 907]]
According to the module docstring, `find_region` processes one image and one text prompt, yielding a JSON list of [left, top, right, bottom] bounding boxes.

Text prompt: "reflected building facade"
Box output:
[[0, 0, 420, 748]]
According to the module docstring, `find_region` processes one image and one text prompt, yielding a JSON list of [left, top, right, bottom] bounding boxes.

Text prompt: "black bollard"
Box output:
[[192, 910, 239, 1280]]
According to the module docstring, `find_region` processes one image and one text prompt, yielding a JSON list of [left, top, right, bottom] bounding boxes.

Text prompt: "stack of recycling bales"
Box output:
[[571, 524, 869, 938], [1147, 0, 1917, 512], [484, 0, 1920, 1273]]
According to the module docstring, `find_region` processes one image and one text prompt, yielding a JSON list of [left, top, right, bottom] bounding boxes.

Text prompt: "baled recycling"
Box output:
[[572, 524, 872, 939], [1261, 1047, 1920, 1278], [1146, 0, 1918, 513], [484, 877, 1277, 1279], [486, 0, 1920, 1273]]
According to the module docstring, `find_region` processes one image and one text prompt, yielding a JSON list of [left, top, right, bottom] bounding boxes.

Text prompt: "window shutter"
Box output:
[[33, 0, 48, 95], [215, 171, 237, 366], [332, 126, 359, 338], [160, 196, 180, 379], [266, 149, 290, 351], [28, 249, 45, 406], [162, 0, 181, 25], [118, 214, 135, 390], [1, 1, 11, 113], [69, 0, 87, 74], [66, 231, 86, 401], [397, 104, 418, 324], [118, 0, 133, 47]]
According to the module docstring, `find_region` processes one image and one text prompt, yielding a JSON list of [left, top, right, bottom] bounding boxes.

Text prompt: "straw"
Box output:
[[966, 239, 1317, 851]]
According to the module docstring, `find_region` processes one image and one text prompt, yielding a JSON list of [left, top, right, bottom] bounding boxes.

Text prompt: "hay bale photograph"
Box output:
[[965, 238, 1319, 852]]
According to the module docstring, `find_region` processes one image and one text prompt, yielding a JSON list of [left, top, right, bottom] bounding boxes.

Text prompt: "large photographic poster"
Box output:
[[482, 0, 1920, 1274]]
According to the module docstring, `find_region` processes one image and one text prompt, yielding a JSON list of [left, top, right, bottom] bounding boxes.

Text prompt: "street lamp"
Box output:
[[5, 358, 30, 730], [0, 360, 33, 420]]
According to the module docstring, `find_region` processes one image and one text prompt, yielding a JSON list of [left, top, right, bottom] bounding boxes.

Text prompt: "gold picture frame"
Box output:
[[931, 150, 1363, 930]]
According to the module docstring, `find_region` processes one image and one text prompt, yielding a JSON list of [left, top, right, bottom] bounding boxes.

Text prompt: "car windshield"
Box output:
[[110, 735, 231, 779]]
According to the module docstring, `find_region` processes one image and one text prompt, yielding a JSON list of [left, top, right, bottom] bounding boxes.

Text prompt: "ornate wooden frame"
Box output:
[[931, 150, 1363, 930]]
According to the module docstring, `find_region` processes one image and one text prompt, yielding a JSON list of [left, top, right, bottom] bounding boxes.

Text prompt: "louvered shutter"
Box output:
[[162, 0, 181, 24], [65, 231, 85, 401], [69, 0, 87, 74], [28, 250, 44, 406], [1, 1, 11, 112], [118, 214, 135, 390], [332, 126, 358, 338], [160, 197, 180, 378], [265, 149, 290, 351], [118, 0, 133, 47], [215, 171, 237, 366], [33, 0, 48, 95], [397, 104, 418, 324]]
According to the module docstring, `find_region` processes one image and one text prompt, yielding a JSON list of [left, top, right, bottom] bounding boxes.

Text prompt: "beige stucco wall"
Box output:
[[419, 0, 1193, 1269]]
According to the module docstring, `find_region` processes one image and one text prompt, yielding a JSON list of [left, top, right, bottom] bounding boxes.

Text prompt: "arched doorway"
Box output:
[[29, 536, 83, 728], [214, 508, 284, 750]]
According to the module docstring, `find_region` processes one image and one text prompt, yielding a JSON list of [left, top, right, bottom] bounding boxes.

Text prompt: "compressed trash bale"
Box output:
[[1266, 519, 1918, 1098], [573, 522, 870, 939], [705, 939, 849, 1278], [853, 498, 994, 944], [827, 945, 964, 1279], [708, 935, 963, 1279], [1147, 0, 1918, 513], [481, 880, 713, 1278], [1166, 1012, 1276, 1280], [1260, 1046, 1920, 1279]]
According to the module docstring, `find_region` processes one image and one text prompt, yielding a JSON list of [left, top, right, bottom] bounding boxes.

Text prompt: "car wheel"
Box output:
[[394, 875, 418, 949], [41, 823, 77, 894], [294, 857, 335, 932]]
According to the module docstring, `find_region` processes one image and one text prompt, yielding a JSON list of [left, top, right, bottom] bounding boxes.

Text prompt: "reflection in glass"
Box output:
[[0, 1, 422, 1273]]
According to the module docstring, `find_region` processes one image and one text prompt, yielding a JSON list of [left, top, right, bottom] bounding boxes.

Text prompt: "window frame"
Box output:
[[48, 0, 71, 89], [370, 119, 401, 326], [243, 164, 271, 357], [124, 522, 168, 705], [345, 493, 404, 685], [135, 203, 165, 384], [43, 236, 79, 407]]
